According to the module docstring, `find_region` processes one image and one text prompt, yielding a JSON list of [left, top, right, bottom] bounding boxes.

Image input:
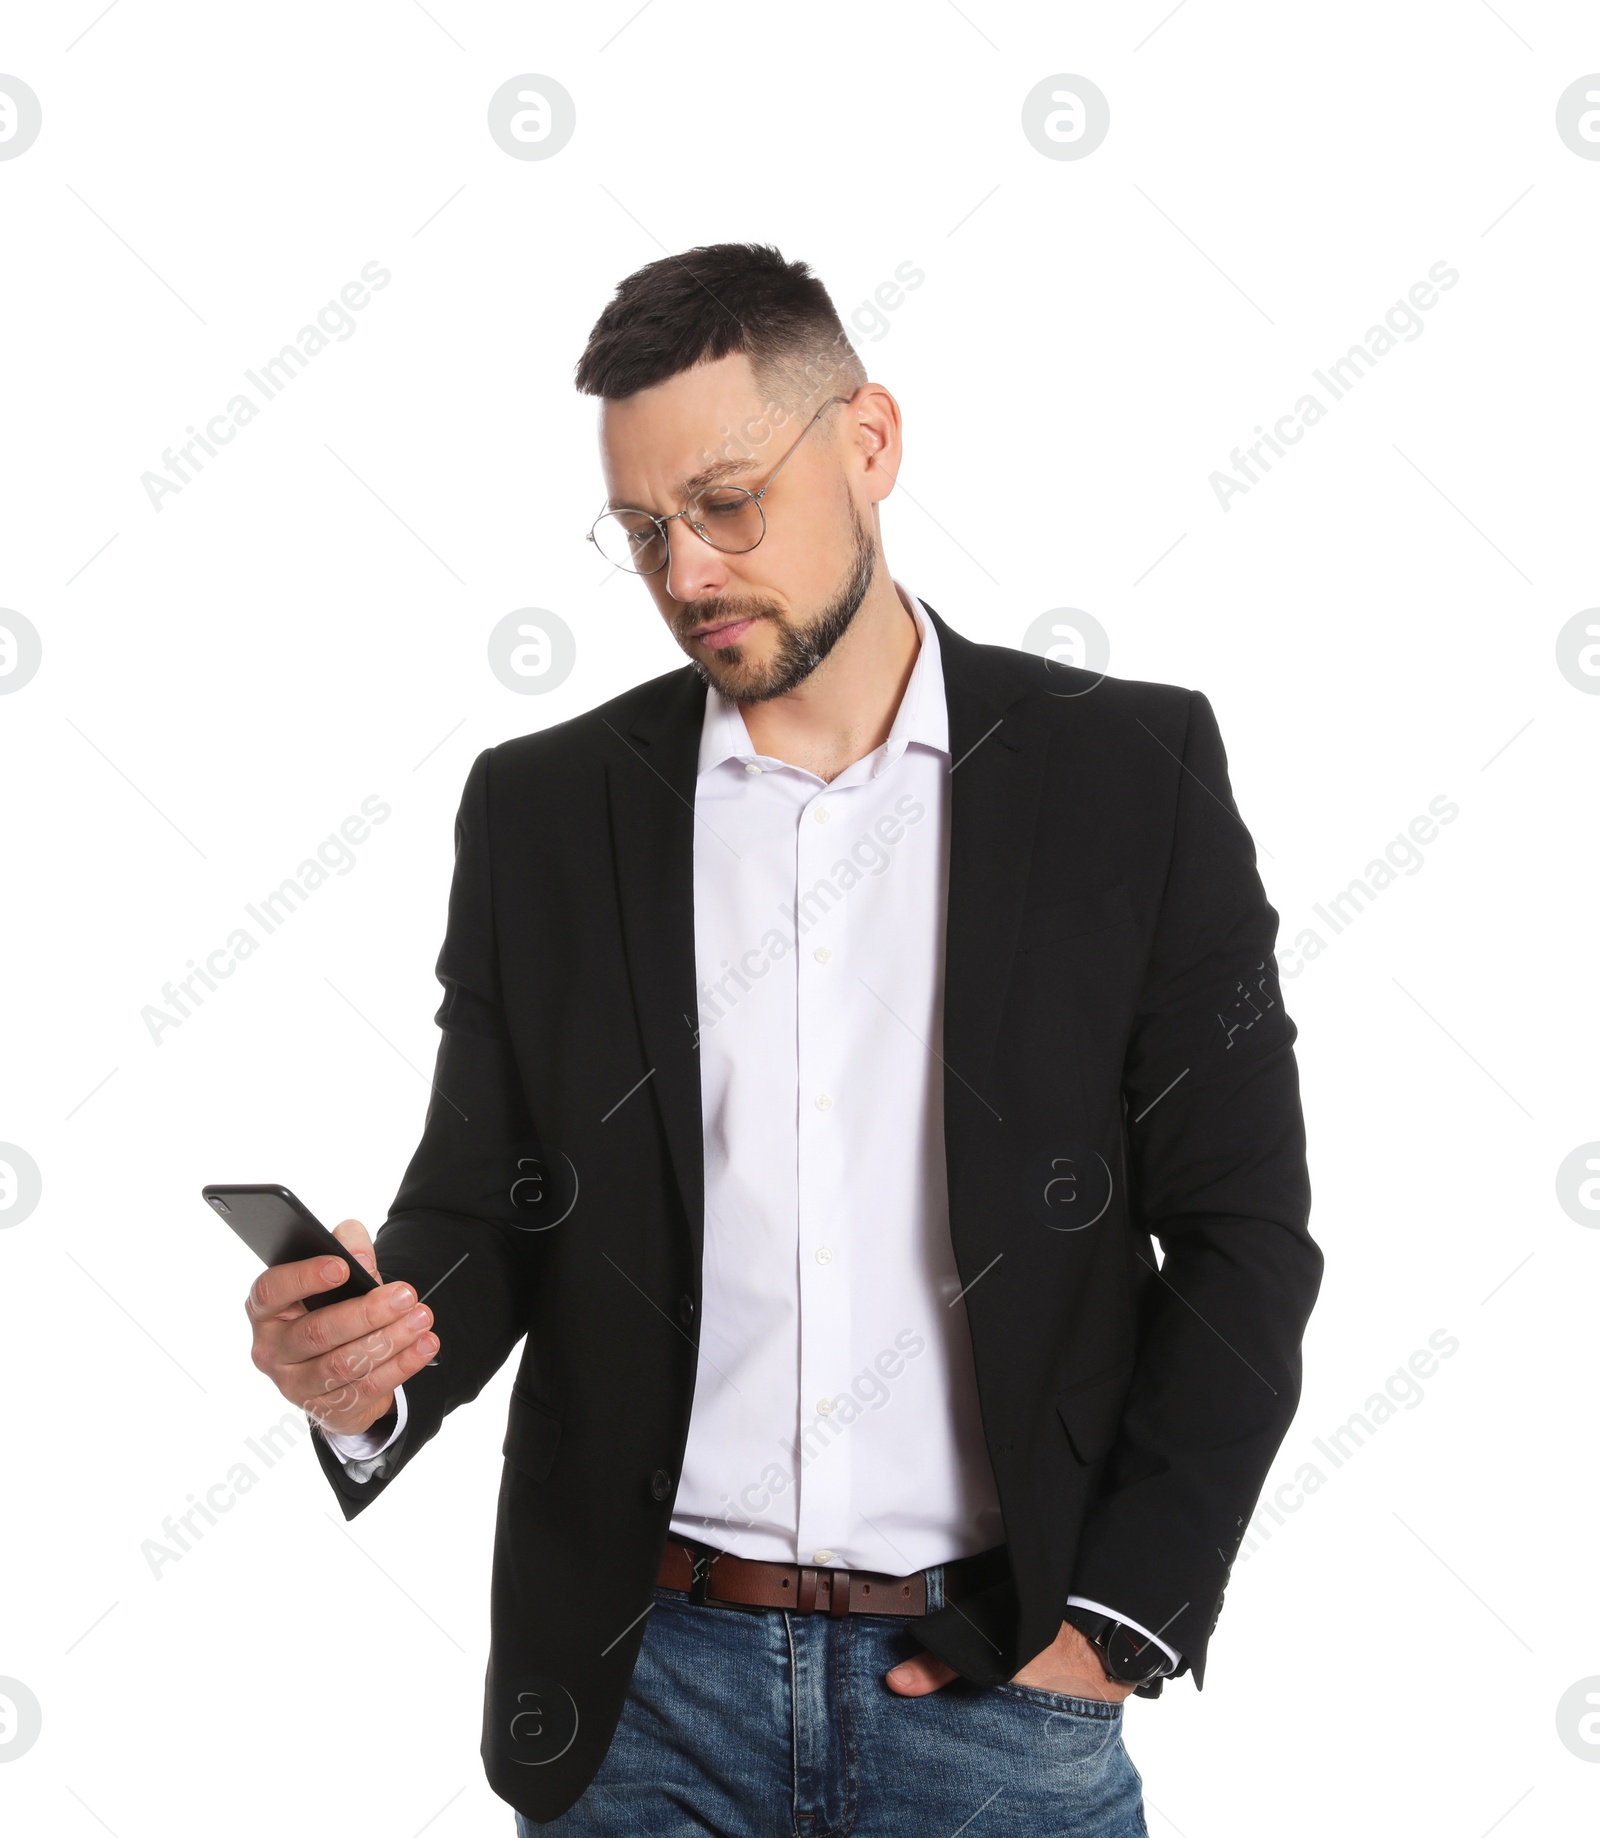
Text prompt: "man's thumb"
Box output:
[[331, 1217, 379, 1280]]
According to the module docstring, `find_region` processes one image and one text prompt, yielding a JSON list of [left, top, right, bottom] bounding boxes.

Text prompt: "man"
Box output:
[[247, 244, 1319, 1833]]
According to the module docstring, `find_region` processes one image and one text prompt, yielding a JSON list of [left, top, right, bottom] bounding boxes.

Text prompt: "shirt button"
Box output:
[[813, 946, 832, 964], [814, 1093, 832, 1112], [817, 1398, 835, 1417], [677, 1293, 696, 1328], [813, 1549, 835, 1565], [812, 805, 830, 824], [744, 761, 762, 775], [650, 1468, 672, 1501], [815, 1245, 833, 1265]]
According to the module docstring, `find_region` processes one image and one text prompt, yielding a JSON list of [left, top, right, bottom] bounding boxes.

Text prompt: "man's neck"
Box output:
[[736, 573, 921, 783]]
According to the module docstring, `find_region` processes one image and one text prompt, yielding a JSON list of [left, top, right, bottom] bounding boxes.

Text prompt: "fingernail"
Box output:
[[320, 1258, 344, 1282], [406, 1306, 430, 1329], [389, 1285, 416, 1311]]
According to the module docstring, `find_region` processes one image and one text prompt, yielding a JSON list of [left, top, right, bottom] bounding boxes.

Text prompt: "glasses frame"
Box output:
[[587, 394, 853, 575]]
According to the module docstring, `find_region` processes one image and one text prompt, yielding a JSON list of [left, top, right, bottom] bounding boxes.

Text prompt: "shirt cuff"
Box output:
[[1065, 1594, 1182, 1673], [319, 1384, 409, 1463]]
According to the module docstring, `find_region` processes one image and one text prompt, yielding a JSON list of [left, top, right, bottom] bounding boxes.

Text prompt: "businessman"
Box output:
[[246, 244, 1319, 1832]]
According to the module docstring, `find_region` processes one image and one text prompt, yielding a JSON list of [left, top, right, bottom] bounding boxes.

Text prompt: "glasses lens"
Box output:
[[687, 488, 765, 554], [592, 510, 666, 573]]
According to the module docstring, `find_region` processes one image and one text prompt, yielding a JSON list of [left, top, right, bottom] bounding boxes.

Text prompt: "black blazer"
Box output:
[[311, 603, 1319, 1823]]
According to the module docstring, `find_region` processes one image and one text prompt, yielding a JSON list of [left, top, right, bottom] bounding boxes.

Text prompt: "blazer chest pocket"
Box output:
[[1055, 1359, 1135, 1465], [503, 1385, 563, 1482], [1016, 882, 1134, 956]]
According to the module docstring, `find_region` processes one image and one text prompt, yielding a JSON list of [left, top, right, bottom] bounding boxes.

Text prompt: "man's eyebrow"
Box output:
[[606, 454, 758, 511]]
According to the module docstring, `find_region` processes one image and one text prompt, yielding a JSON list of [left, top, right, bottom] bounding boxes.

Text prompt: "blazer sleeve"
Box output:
[[1067, 689, 1320, 1684], [310, 745, 543, 1517]]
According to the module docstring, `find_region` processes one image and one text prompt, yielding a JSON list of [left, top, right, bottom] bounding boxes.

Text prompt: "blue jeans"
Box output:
[[515, 1569, 1148, 1835]]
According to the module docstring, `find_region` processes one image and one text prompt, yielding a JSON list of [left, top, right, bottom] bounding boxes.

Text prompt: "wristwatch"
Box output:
[[1060, 1606, 1177, 1696]]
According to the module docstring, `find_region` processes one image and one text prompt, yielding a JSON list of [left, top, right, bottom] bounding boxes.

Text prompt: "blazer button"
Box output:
[[650, 1468, 672, 1501], [677, 1294, 696, 1328]]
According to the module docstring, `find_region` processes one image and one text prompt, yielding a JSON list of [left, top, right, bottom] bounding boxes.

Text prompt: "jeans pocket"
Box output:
[[986, 1681, 1130, 1779], [991, 1680, 1124, 1721]]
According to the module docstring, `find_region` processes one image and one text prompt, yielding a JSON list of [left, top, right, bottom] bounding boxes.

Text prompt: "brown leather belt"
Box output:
[[657, 1535, 1009, 1619]]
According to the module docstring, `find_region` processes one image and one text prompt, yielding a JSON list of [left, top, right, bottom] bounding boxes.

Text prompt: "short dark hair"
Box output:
[[573, 242, 866, 411]]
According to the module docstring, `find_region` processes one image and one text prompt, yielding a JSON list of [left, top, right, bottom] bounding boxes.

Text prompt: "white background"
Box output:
[[1, 3, 1597, 1833]]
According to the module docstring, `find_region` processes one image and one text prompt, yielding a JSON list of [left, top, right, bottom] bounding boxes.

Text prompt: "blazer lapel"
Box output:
[[603, 667, 708, 1258], [921, 603, 1049, 1117]]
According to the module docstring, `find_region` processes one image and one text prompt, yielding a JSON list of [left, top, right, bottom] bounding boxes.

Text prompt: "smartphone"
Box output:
[[203, 1182, 381, 1305], [204, 1182, 439, 1365]]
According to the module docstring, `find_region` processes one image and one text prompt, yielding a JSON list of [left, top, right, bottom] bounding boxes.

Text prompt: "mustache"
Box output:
[[673, 599, 780, 639]]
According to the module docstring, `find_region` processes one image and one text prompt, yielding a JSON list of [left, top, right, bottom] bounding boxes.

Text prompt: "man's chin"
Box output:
[[693, 646, 776, 703], [684, 624, 781, 697]]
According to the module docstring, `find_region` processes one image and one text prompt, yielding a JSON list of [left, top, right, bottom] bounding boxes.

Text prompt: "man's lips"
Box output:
[[688, 614, 759, 651]]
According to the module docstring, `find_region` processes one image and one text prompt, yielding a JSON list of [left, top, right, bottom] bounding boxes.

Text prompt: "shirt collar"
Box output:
[[696, 580, 947, 778]]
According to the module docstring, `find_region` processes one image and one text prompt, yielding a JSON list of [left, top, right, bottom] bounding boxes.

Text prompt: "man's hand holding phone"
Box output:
[[245, 1219, 437, 1436]]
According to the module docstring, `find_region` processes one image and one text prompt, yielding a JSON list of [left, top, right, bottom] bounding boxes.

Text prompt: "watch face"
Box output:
[[1106, 1625, 1169, 1683]]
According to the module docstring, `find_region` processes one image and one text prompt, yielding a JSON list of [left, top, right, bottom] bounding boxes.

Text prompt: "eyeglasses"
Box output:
[[587, 395, 852, 575]]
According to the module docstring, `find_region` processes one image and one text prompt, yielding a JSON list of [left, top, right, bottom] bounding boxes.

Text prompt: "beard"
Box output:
[[675, 506, 877, 705]]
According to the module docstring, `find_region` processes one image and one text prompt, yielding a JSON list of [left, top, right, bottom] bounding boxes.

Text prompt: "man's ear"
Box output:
[[845, 383, 902, 506]]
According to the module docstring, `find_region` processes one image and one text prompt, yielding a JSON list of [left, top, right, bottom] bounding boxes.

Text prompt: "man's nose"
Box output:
[[663, 516, 730, 603]]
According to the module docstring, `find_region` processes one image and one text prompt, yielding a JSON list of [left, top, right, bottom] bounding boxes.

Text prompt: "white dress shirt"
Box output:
[[321, 583, 1179, 1670], [669, 585, 1002, 1575]]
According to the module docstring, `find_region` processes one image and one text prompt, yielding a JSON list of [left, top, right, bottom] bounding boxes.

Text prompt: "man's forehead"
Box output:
[[599, 392, 771, 506], [606, 446, 759, 497]]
